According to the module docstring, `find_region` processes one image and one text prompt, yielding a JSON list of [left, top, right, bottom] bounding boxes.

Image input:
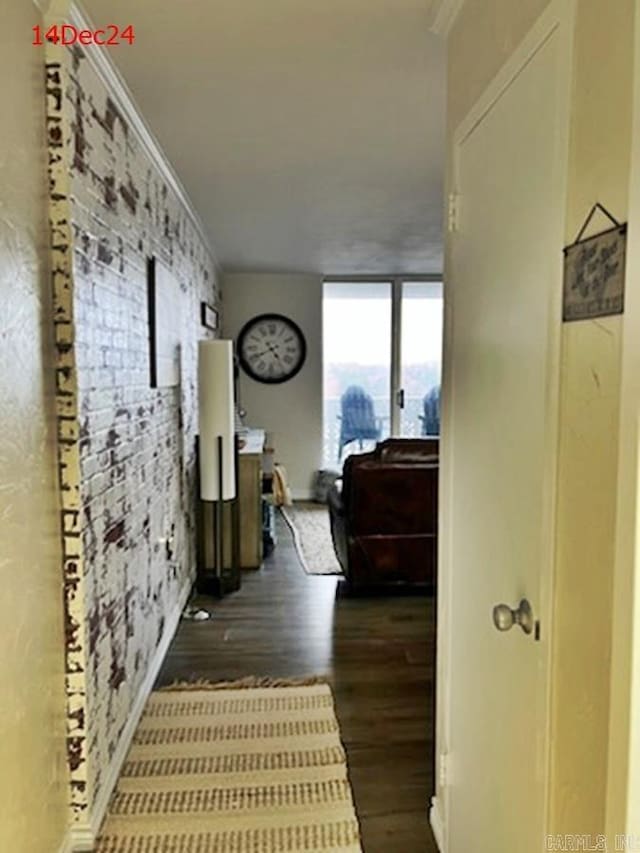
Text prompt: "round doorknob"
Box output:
[[493, 604, 516, 631], [492, 598, 534, 634]]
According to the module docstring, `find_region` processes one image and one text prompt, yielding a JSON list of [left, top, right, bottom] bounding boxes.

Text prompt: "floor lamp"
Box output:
[[198, 340, 241, 596]]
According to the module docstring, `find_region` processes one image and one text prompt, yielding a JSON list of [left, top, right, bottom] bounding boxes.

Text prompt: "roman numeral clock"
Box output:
[[236, 313, 307, 384]]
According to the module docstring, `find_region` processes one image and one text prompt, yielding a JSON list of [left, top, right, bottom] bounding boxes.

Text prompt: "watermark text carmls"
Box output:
[[545, 835, 640, 851], [546, 836, 606, 851]]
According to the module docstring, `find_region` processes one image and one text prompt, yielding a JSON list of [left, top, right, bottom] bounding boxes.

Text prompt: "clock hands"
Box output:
[[250, 342, 282, 366], [266, 343, 281, 362]]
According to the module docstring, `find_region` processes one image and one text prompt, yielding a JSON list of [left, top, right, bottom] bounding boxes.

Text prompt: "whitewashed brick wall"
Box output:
[[46, 43, 220, 824]]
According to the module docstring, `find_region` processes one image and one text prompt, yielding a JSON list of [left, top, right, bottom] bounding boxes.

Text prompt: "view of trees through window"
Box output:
[[323, 280, 442, 468]]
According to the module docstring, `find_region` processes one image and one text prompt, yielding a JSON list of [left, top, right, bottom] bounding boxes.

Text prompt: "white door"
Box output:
[[441, 7, 573, 852]]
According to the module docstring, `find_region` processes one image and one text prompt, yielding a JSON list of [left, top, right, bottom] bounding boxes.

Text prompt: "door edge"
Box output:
[[435, 1, 576, 849]]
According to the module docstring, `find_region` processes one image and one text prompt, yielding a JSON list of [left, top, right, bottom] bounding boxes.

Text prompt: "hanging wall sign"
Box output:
[[562, 203, 627, 322]]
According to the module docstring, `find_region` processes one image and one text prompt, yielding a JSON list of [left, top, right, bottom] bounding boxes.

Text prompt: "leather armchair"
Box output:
[[328, 438, 439, 592]]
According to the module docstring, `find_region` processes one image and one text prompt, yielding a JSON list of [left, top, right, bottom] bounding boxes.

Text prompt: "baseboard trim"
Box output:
[[57, 830, 73, 853], [430, 795, 446, 852], [68, 824, 94, 853], [69, 579, 192, 851]]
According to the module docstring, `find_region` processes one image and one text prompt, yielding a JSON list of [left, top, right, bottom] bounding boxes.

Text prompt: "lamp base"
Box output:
[[195, 433, 242, 599], [197, 567, 241, 598]]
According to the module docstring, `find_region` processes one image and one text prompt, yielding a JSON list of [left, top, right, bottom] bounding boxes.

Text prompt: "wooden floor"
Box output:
[[158, 515, 438, 853]]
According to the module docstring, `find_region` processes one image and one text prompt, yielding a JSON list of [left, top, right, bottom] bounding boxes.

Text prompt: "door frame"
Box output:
[[606, 0, 640, 837], [431, 1, 576, 848]]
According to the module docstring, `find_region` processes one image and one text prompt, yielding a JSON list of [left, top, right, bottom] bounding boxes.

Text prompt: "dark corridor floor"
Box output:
[[157, 516, 438, 853]]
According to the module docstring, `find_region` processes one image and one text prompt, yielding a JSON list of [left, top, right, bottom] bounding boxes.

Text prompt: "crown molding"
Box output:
[[64, 0, 222, 277], [32, 0, 56, 13], [430, 0, 466, 37]]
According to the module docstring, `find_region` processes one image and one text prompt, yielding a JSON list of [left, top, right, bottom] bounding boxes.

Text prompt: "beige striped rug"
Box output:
[[97, 680, 362, 852]]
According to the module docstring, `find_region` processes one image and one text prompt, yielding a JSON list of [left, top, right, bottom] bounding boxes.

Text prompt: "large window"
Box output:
[[322, 279, 442, 468]]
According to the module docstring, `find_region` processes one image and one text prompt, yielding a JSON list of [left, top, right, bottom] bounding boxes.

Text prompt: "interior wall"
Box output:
[[440, 0, 634, 841], [606, 0, 640, 833], [550, 0, 633, 836], [44, 36, 220, 829], [222, 273, 323, 498], [0, 2, 69, 851]]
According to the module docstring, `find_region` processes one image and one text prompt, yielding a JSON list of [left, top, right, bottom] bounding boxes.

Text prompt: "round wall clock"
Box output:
[[236, 313, 307, 384]]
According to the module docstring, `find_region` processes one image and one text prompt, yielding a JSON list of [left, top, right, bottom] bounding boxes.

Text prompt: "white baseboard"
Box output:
[[430, 795, 445, 852], [57, 830, 73, 853], [69, 579, 192, 851], [68, 824, 95, 853]]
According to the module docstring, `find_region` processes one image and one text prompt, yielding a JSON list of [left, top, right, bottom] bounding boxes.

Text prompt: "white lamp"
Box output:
[[198, 340, 236, 501], [197, 339, 241, 596]]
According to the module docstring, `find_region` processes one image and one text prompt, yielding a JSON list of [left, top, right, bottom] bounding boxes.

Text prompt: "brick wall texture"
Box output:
[[46, 44, 220, 823]]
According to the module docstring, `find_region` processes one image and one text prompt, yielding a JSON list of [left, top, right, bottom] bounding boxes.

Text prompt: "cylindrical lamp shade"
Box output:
[[198, 340, 236, 501]]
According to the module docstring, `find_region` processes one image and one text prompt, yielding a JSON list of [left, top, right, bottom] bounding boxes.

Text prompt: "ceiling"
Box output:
[[82, 0, 446, 275]]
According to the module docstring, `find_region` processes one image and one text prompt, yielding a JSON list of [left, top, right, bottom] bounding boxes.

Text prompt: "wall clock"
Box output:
[[236, 313, 307, 384]]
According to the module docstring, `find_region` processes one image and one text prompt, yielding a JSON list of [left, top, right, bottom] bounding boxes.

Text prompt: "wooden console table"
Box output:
[[198, 429, 265, 587]]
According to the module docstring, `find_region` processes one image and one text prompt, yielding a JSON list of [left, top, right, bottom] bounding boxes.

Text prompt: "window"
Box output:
[[322, 279, 442, 468]]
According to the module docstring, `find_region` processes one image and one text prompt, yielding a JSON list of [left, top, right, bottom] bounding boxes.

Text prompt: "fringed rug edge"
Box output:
[[157, 674, 330, 692]]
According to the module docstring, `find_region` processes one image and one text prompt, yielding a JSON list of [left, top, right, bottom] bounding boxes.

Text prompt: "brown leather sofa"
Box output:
[[327, 438, 439, 592]]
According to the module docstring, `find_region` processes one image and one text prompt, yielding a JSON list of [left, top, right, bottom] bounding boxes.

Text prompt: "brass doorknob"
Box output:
[[492, 598, 534, 635]]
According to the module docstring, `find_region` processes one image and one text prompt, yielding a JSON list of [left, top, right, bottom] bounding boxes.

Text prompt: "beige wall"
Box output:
[[607, 0, 640, 833], [222, 274, 323, 497], [443, 0, 635, 840], [550, 0, 633, 836], [0, 2, 69, 851]]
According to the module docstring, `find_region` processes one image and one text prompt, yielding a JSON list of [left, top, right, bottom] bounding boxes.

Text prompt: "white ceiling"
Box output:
[[82, 0, 446, 274]]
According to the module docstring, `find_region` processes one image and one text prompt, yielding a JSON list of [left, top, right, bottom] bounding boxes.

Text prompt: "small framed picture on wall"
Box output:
[[201, 302, 218, 332]]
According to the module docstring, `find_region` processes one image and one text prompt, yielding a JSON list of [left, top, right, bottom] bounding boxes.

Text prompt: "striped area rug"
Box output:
[[97, 680, 362, 852]]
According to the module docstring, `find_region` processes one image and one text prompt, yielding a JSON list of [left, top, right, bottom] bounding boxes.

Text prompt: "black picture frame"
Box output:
[[201, 302, 219, 331], [147, 256, 181, 388]]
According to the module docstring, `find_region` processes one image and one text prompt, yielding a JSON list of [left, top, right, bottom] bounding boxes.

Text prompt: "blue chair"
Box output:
[[337, 386, 381, 460], [419, 386, 440, 436]]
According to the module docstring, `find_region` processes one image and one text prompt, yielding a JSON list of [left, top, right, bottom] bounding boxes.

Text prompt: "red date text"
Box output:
[[32, 24, 135, 47]]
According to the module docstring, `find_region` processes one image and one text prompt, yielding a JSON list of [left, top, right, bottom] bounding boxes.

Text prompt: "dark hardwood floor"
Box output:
[[158, 515, 437, 853]]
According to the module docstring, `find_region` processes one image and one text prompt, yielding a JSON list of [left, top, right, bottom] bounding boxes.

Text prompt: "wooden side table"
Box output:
[[197, 430, 266, 595]]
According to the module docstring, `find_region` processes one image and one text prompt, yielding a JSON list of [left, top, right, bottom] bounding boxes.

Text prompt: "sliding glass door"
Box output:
[[323, 279, 442, 468], [323, 282, 392, 466], [399, 281, 443, 437]]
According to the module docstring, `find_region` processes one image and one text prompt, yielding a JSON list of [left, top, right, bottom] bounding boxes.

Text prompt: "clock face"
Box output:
[[237, 313, 307, 384]]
